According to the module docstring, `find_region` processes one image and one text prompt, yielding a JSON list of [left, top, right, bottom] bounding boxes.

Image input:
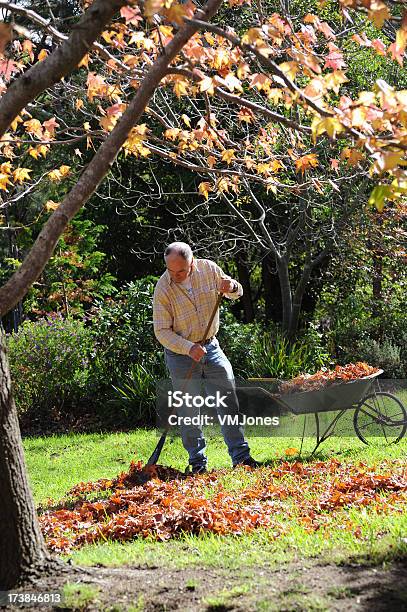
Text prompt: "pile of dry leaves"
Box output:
[[279, 362, 380, 395], [39, 457, 406, 553]]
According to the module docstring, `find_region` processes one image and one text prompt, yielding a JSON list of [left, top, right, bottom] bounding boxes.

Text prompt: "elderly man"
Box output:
[[153, 241, 258, 473]]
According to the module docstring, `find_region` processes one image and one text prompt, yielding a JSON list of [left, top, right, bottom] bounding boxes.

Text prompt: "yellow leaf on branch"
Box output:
[[221, 149, 236, 164], [218, 178, 231, 192], [0, 172, 11, 190], [78, 54, 89, 69], [311, 115, 343, 142], [10, 115, 23, 132], [164, 1, 195, 26], [0, 161, 12, 174], [266, 180, 277, 194], [123, 127, 151, 157], [173, 78, 189, 98], [164, 128, 181, 141], [368, 186, 388, 212], [238, 108, 254, 123], [212, 48, 230, 70], [198, 182, 212, 200], [295, 153, 319, 174], [371, 151, 407, 175], [99, 115, 117, 132], [324, 70, 348, 94], [13, 168, 32, 184], [101, 31, 114, 44], [237, 62, 250, 80], [48, 165, 70, 182], [29, 144, 49, 160], [223, 73, 243, 93], [45, 200, 60, 212], [249, 73, 272, 93], [269, 159, 284, 172], [242, 28, 264, 45], [351, 106, 367, 128], [133, 124, 148, 136], [340, 147, 364, 166], [199, 76, 215, 95], [244, 157, 256, 170], [59, 165, 70, 177], [24, 118, 43, 138], [368, 0, 391, 28], [181, 114, 191, 127], [267, 88, 283, 105], [278, 61, 298, 82]]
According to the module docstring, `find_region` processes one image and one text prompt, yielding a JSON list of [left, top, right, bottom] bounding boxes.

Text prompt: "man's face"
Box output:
[[166, 255, 193, 283]]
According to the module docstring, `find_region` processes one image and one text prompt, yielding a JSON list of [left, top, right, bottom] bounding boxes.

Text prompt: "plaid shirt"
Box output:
[[153, 258, 243, 355]]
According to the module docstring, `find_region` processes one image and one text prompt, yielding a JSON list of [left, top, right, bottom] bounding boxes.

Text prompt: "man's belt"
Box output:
[[201, 335, 215, 345]]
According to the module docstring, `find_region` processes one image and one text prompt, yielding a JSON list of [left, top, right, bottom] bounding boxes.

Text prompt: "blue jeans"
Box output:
[[164, 338, 250, 467]]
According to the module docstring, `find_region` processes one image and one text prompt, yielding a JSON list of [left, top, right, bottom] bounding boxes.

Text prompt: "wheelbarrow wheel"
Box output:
[[354, 391, 407, 445]]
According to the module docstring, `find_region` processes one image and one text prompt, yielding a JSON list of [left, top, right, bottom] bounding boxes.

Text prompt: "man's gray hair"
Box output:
[[164, 242, 193, 263]]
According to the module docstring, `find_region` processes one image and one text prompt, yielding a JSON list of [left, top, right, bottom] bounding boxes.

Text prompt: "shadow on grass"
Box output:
[[336, 555, 407, 611]]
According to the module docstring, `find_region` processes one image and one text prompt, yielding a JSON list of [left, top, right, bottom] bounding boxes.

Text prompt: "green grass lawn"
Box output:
[[23, 421, 407, 572]]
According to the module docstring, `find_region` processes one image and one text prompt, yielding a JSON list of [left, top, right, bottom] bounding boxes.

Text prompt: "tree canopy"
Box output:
[[0, 0, 406, 318]]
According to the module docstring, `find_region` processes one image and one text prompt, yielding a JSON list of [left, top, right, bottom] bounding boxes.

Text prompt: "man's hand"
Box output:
[[189, 343, 207, 362], [219, 279, 235, 294]]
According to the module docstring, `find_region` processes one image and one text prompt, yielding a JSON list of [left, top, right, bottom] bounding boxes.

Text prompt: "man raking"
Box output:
[[153, 241, 259, 473]]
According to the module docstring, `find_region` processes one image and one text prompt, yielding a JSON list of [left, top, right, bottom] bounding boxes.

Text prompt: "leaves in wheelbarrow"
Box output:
[[279, 362, 380, 394], [39, 458, 406, 553]]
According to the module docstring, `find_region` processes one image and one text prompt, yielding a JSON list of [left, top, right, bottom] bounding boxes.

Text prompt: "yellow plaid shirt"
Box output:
[[153, 258, 243, 355]]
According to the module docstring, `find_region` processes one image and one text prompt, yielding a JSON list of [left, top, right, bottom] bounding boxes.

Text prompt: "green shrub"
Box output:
[[7, 315, 94, 416], [88, 277, 159, 382], [247, 329, 329, 379], [86, 277, 167, 421], [219, 307, 331, 379], [110, 361, 165, 425], [7, 278, 167, 425], [217, 307, 260, 377], [344, 338, 406, 379], [329, 311, 407, 378]]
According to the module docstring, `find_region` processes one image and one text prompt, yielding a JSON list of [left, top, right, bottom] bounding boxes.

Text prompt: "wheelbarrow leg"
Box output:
[[299, 414, 307, 458], [310, 409, 348, 456], [310, 413, 321, 456]]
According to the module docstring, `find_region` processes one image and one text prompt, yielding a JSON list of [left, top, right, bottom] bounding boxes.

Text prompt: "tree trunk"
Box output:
[[276, 254, 292, 333], [235, 253, 254, 322], [289, 261, 313, 341], [0, 333, 52, 589], [261, 254, 283, 324]]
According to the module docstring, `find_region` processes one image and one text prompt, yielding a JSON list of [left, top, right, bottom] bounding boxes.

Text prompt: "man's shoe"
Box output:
[[191, 464, 207, 475], [233, 456, 261, 469]]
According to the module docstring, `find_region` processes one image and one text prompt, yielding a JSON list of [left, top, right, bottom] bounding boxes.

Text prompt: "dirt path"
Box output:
[[3, 559, 406, 611]]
